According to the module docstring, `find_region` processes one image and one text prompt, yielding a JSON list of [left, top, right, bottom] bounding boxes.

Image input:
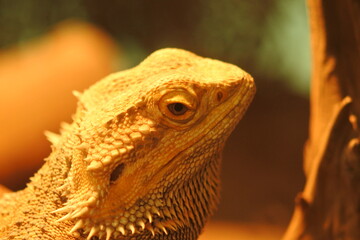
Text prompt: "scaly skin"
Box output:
[[0, 48, 255, 240]]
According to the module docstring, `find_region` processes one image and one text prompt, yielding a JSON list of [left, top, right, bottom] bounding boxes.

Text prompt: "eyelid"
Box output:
[[163, 95, 194, 110], [158, 89, 198, 125]]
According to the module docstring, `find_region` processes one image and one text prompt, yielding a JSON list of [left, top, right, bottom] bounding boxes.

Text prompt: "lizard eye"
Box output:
[[167, 102, 188, 115], [159, 90, 197, 123]]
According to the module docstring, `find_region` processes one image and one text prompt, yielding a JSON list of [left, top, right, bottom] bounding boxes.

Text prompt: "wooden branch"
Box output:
[[283, 0, 360, 239]]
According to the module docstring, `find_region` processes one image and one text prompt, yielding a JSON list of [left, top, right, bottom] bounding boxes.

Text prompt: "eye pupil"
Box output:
[[174, 103, 184, 112], [168, 103, 188, 115]]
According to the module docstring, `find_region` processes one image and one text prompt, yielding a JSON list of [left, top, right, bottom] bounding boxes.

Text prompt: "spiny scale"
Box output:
[[105, 227, 113, 240], [69, 220, 84, 233], [117, 225, 126, 235]]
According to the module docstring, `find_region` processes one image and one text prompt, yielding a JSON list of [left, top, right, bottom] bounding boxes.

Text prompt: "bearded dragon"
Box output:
[[0, 48, 255, 240]]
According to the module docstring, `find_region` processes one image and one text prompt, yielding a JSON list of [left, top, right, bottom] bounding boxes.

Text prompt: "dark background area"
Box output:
[[0, 0, 309, 230]]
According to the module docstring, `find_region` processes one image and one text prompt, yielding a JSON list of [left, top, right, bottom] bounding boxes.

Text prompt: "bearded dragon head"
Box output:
[[52, 48, 255, 239]]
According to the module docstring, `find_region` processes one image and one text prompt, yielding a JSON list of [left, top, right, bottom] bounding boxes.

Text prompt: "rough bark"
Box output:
[[283, 0, 360, 239]]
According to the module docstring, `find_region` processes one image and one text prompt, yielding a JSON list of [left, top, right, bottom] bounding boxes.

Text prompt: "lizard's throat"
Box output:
[[65, 152, 221, 240]]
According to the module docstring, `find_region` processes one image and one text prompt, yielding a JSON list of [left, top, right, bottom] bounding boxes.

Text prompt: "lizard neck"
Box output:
[[0, 149, 75, 239], [154, 152, 222, 240]]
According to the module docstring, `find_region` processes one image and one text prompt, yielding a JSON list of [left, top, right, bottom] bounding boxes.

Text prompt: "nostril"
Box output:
[[110, 163, 125, 183], [216, 91, 224, 102]]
